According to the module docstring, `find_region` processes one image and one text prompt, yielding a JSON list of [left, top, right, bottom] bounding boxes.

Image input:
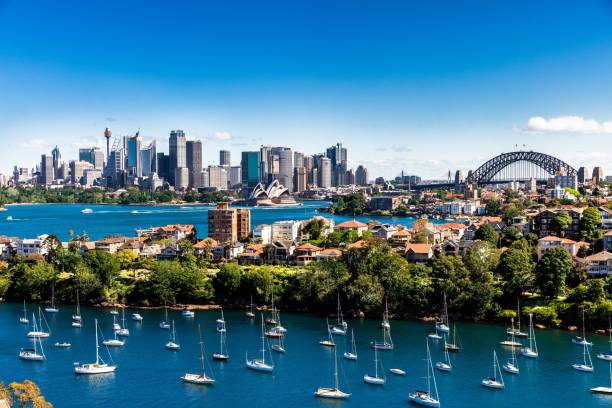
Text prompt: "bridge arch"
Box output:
[[466, 151, 577, 185]]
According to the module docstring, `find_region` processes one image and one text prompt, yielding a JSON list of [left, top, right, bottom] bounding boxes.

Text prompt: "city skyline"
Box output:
[[2, 1, 612, 177]]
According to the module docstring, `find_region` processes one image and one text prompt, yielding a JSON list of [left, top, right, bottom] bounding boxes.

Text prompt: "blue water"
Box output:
[[2, 303, 612, 407], [0, 202, 440, 241]]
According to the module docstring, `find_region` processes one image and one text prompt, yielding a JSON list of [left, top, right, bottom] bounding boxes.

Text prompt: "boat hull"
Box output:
[[181, 373, 215, 384], [212, 353, 229, 361], [572, 363, 594, 372], [343, 352, 357, 360], [435, 362, 451, 372], [591, 386, 612, 394], [597, 353, 612, 361], [408, 392, 440, 407], [74, 364, 117, 375], [502, 363, 519, 374], [482, 379, 504, 389], [246, 360, 273, 372], [521, 348, 538, 358], [314, 388, 350, 399], [389, 368, 406, 376], [363, 375, 385, 385]]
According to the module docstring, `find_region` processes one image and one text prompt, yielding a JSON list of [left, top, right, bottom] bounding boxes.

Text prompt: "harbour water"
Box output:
[[0, 201, 439, 241], [2, 303, 612, 407]]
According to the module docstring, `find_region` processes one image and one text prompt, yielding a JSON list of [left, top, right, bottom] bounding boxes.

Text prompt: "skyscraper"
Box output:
[[578, 166, 589, 184], [186, 140, 202, 189], [156, 153, 169, 181], [318, 157, 332, 188], [140, 141, 157, 177], [127, 132, 142, 177], [593, 167, 605, 185], [204, 165, 228, 190], [326, 143, 348, 186], [220, 150, 231, 166], [259, 145, 271, 183], [51, 146, 61, 171], [241, 151, 261, 194], [169, 130, 186, 185], [294, 166, 307, 193], [271, 147, 293, 191], [91, 147, 104, 170], [355, 165, 369, 186], [294, 151, 305, 168], [40, 155, 54, 186]]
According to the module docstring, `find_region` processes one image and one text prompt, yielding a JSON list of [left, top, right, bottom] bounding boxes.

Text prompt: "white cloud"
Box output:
[[523, 115, 612, 134], [19, 138, 49, 149], [213, 131, 232, 141]]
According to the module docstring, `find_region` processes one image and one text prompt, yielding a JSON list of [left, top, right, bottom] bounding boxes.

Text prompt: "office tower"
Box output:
[[91, 148, 104, 170], [208, 202, 250, 243], [204, 165, 228, 191], [592, 167, 604, 185], [140, 141, 157, 177], [127, 132, 142, 177], [169, 130, 186, 185], [577, 166, 589, 184], [51, 146, 61, 172], [271, 147, 293, 191], [40, 155, 54, 186], [58, 163, 69, 181], [304, 156, 314, 185], [355, 165, 369, 186], [186, 140, 202, 189], [318, 157, 332, 188], [326, 143, 348, 186], [229, 166, 241, 188], [346, 169, 355, 185], [220, 150, 231, 166], [241, 151, 261, 192], [294, 151, 305, 168], [311, 168, 318, 188], [156, 153, 169, 181], [174, 167, 189, 190], [70, 160, 93, 184], [79, 148, 92, 164], [294, 166, 307, 193], [107, 149, 124, 187], [259, 145, 271, 183]]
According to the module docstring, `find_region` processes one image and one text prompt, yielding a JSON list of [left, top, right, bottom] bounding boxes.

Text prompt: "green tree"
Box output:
[[213, 263, 242, 302], [550, 211, 572, 237], [498, 244, 535, 297], [475, 224, 499, 246], [579, 207, 601, 242], [535, 247, 573, 298], [83, 251, 120, 286]]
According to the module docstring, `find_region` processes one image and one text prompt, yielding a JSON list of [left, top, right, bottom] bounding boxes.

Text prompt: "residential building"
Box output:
[[186, 140, 202, 188], [271, 220, 301, 242], [370, 224, 398, 240], [535, 208, 583, 238], [16, 234, 49, 256], [581, 251, 612, 275], [207, 202, 250, 243], [370, 196, 401, 211], [95, 237, 128, 254], [335, 220, 368, 236], [405, 243, 433, 263], [295, 243, 323, 266], [536, 235, 587, 258], [604, 230, 612, 251], [553, 174, 578, 190], [253, 224, 272, 244]]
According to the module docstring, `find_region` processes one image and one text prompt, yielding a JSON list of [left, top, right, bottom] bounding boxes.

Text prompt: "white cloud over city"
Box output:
[[523, 115, 612, 134]]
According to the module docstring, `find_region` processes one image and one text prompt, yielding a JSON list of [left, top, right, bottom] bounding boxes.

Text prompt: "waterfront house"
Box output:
[[253, 224, 272, 244], [158, 243, 182, 260], [238, 243, 265, 265], [316, 248, 343, 261], [270, 240, 295, 261], [536, 235, 588, 258], [294, 243, 323, 266], [213, 241, 244, 260], [139, 243, 162, 258], [16, 234, 49, 257], [271, 220, 302, 242], [580, 251, 612, 275], [335, 220, 368, 237], [194, 238, 218, 258], [370, 224, 398, 240], [79, 241, 96, 254], [0, 236, 16, 259], [389, 228, 413, 247], [95, 236, 127, 254], [405, 243, 433, 263], [600, 206, 612, 230]]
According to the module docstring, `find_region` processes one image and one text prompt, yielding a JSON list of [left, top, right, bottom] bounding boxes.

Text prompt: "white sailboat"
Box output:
[[19, 300, 29, 324], [598, 318, 612, 361], [216, 309, 227, 333], [213, 321, 229, 361], [435, 294, 450, 334], [159, 305, 170, 330], [181, 307, 195, 317], [428, 318, 442, 340], [319, 318, 336, 347], [435, 336, 452, 372], [166, 320, 180, 350], [74, 318, 117, 374], [315, 345, 350, 399], [103, 319, 125, 347], [115, 308, 130, 337], [330, 294, 348, 336], [444, 324, 460, 352], [265, 291, 278, 325], [246, 295, 255, 318], [363, 346, 385, 385], [271, 333, 286, 354], [591, 361, 612, 394], [372, 303, 393, 350], [381, 298, 391, 329], [572, 336, 594, 372], [572, 308, 593, 346], [343, 329, 358, 360], [71, 290, 82, 328], [502, 327, 519, 374], [19, 313, 46, 361], [409, 340, 440, 407], [112, 314, 120, 331], [482, 350, 504, 389], [44, 283, 59, 313], [27, 308, 50, 338], [500, 317, 522, 347], [246, 314, 274, 372], [521, 313, 538, 358], [506, 299, 528, 337], [181, 325, 215, 384], [131, 311, 143, 321]]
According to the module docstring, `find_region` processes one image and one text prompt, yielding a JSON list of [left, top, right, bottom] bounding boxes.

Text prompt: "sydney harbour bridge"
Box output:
[[409, 151, 577, 190]]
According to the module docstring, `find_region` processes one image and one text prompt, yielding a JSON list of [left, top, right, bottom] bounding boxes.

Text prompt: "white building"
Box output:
[[253, 224, 272, 244], [16, 234, 49, 256], [204, 166, 228, 191], [271, 220, 302, 242]]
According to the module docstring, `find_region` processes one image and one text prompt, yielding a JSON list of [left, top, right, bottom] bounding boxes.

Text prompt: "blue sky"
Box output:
[[1, 0, 612, 178]]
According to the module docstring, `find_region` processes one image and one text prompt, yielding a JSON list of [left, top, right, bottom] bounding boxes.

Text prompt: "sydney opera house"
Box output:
[[247, 180, 300, 207]]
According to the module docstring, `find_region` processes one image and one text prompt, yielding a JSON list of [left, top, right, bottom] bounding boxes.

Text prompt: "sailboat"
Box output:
[[103, 319, 125, 347], [71, 290, 82, 328], [591, 361, 612, 394], [506, 299, 528, 337], [271, 333, 286, 354], [435, 294, 450, 334], [19, 313, 46, 361], [319, 318, 336, 347], [246, 315, 274, 372], [315, 345, 350, 399], [181, 307, 195, 317], [166, 320, 180, 350], [330, 294, 348, 336], [213, 321, 229, 361], [44, 283, 59, 313], [159, 305, 171, 330], [19, 300, 29, 324], [112, 314, 120, 331], [131, 311, 143, 322], [435, 335, 452, 372], [482, 350, 505, 389], [363, 346, 385, 385], [27, 308, 50, 338], [502, 327, 520, 374], [597, 318, 612, 361], [74, 318, 117, 374], [572, 308, 593, 346], [521, 313, 538, 358], [409, 340, 440, 407], [343, 329, 357, 360], [428, 319, 442, 340], [216, 309, 226, 333], [115, 308, 130, 337], [246, 295, 256, 318], [372, 303, 393, 350], [500, 317, 522, 347], [181, 325, 215, 384], [444, 324, 460, 352], [265, 291, 278, 325], [572, 336, 594, 372]]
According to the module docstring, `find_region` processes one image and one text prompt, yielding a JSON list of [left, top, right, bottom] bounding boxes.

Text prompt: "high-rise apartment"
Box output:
[[207, 202, 250, 243]]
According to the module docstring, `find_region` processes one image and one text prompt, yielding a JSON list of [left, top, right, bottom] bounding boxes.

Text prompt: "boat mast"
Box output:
[[516, 299, 521, 332], [260, 315, 266, 364], [198, 325, 206, 377], [95, 319, 100, 365], [334, 346, 339, 391]]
